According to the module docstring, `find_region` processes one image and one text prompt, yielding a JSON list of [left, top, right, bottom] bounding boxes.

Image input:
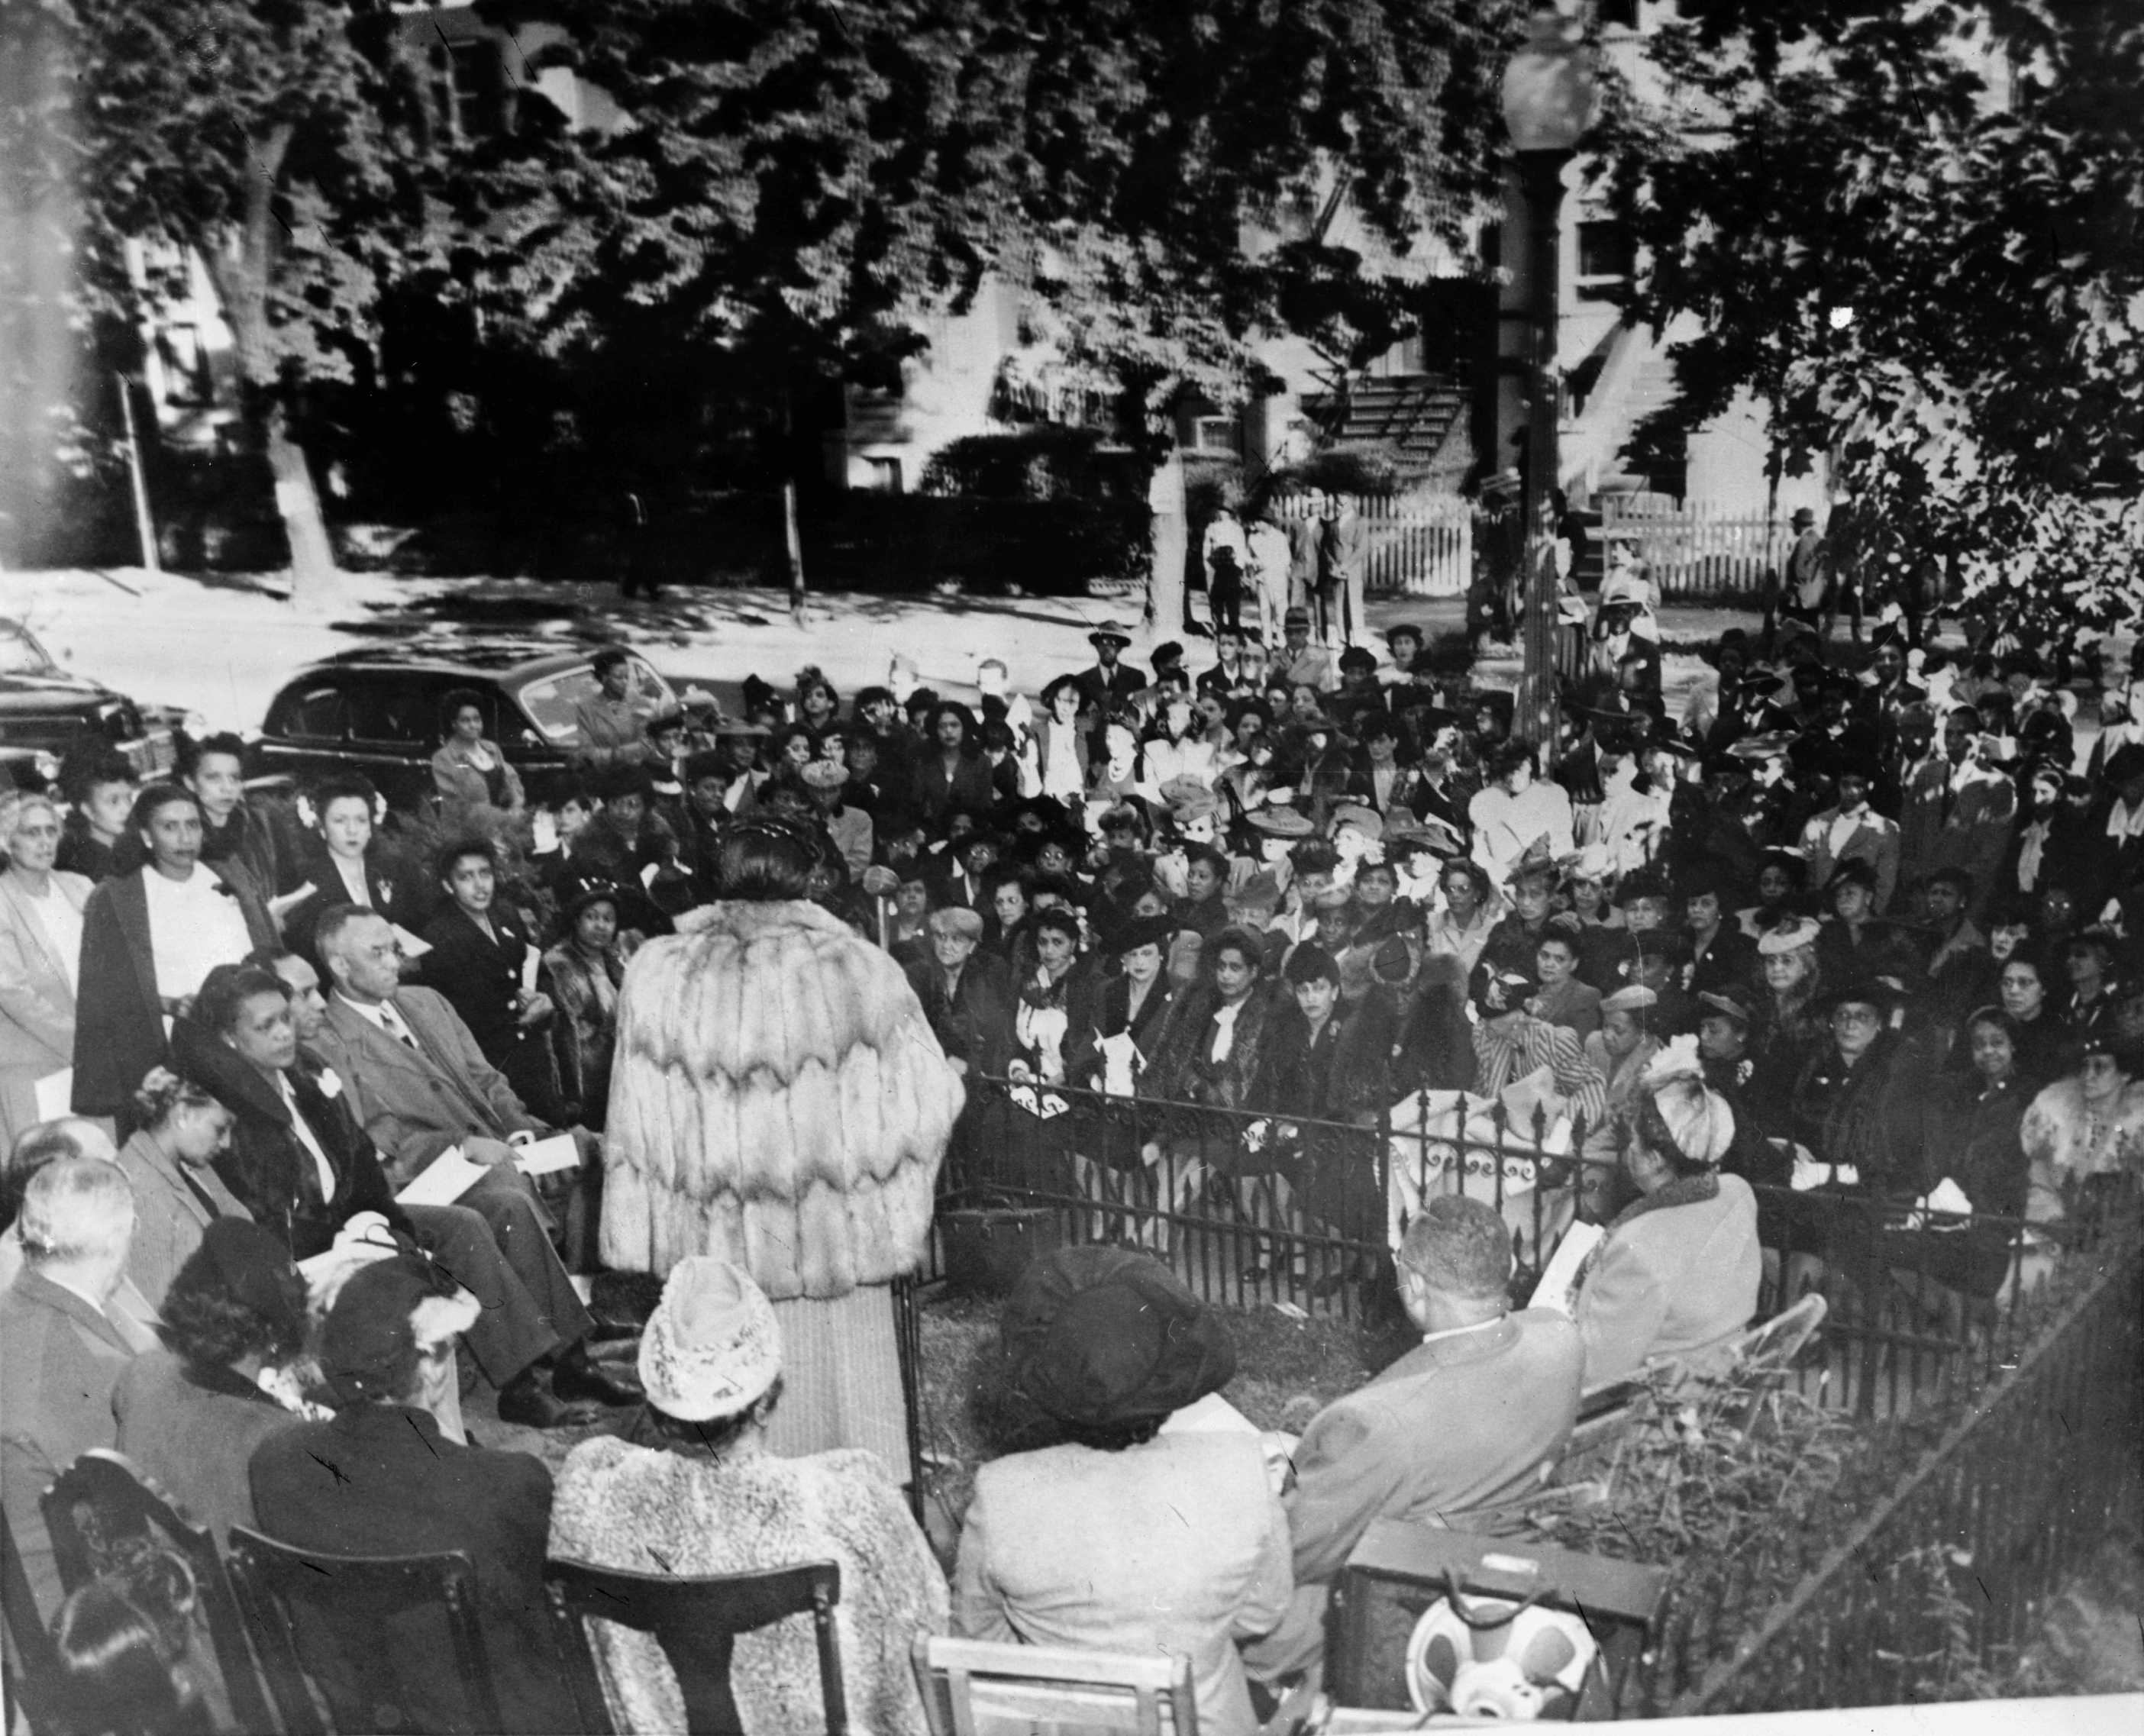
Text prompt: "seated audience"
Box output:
[[1243, 1196, 1584, 1686], [1574, 1043, 1762, 1386], [112, 1219, 317, 1539], [248, 1253, 578, 1733], [549, 1258, 948, 1736], [954, 1247, 1291, 1736], [309, 905, 605, 1273], [543, 876, 637, 1130], [182, 957, 633, 1428]]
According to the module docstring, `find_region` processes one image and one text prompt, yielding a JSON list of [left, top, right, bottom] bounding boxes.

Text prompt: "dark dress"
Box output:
[[249, 1404, 576, 1734], [1263, 996, 1396, 1240], [419, 902, 570, 1124], [1064, 973, 1177, 1176], [1881, 1071, 2033, 1299]]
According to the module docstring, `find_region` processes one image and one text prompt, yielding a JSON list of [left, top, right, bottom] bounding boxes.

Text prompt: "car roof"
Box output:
[[297, 644, 612, 680]]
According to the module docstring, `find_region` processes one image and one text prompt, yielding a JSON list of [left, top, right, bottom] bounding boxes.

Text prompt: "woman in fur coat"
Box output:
[[601, 820, 964, 1470]]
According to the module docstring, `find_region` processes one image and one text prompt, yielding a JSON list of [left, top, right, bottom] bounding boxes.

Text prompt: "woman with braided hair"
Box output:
[[599, 815, 964, 1470]]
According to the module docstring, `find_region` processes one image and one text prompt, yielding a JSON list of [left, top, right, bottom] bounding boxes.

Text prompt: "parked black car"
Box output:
[[0, 617, 183, 785], [249, 644, 698, 811]]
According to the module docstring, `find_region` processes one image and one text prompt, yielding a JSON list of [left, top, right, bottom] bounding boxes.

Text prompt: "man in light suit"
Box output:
[[308, 906, 617, 1315], [0, 1158, 149, 1629], [1797, 761, 1901, 913], [1242, 1196, 1584, 1685]]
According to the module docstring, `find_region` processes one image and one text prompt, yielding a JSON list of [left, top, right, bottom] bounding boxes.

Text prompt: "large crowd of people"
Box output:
[[2, 582, 2141, 1734]]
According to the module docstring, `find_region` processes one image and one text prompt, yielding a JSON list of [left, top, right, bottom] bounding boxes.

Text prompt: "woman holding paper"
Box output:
[[0, 795, 92, 1147]]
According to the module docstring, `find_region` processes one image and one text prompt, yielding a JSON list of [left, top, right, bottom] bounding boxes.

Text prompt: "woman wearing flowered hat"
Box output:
[[551, 1257, 947, 1736], [1571, 1038, 1761, 1386]]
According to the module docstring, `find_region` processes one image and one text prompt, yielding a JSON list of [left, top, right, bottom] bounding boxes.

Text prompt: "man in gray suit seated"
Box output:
[[1244, 1195, 1585, 1686]]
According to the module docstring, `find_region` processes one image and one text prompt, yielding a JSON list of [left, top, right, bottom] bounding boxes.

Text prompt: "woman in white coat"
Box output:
[[0, 795, 92, 1146]]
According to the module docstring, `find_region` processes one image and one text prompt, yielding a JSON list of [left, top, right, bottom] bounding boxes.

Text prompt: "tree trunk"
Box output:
[[266, 404, 337, 594], [197, 124, 336, 599], [782, 387, 807, 622], [1145, 444, 1187, 635]]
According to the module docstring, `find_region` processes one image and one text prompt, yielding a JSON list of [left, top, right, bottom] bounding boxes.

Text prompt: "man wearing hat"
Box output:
[[1242, 1196, 1584, 1686], [1798, 760, 1900, 913], [1275, 607, 1337, 694], [956, 1247, 1291, 1736], [1898, 705, 2020, 923], [1244, 503, 1295, 652], [801, 755, 873, 879], [248, 1253, 578, 1733], [1316, 491, 1366, 650], [551, 1258, 947, 1736], [1072, 621, 1145, 730], [1764, 505, 1829, 647]]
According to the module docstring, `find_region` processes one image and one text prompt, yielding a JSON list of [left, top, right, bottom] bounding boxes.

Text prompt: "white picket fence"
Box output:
[[1274, 492, 1474, 598], [1598, 496, 1794, 601]]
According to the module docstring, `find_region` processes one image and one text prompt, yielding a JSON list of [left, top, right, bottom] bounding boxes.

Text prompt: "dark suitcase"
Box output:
[[938, 1201, 1063, 1296]]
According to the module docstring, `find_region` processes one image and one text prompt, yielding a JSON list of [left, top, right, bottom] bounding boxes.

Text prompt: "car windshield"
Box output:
[[0, 623, 59, 678], [515, 657, 677, 744]]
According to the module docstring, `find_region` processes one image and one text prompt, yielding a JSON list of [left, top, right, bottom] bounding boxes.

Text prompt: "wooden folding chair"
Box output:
[[545, 1556, 847, 1735], [912, 1635, 1198, 1736], [38, 1450, 276, 1736], [224, 1525, 502, 1736]]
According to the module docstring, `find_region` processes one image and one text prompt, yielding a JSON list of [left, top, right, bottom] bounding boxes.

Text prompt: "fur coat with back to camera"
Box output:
[[599, 899, 964, 1292]]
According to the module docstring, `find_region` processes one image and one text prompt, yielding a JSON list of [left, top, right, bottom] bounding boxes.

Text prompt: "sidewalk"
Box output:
[[12, 566, 1770, 734]]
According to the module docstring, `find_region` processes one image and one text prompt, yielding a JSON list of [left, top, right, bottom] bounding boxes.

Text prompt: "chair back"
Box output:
[[38, 1450, 276, 1736], [224, 1525, 502, 1736], [912, 1635, 1198, 1736], [2, 1504, 69, 1736], [544, 1556, 846, 1736]]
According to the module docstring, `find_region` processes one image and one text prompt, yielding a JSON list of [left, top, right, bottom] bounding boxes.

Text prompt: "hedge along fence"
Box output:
[[1271, 492, 1475, 598], [1518, 1199, 2142, 1716]]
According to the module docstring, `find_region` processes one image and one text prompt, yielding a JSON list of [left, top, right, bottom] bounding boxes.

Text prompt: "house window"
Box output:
[[1575, 221, 1634, 300], [437, 39, 502, 141], [860, 457, 903, 494], [1598, 0, 1642, 29], [1190, 417, 1241, 457]]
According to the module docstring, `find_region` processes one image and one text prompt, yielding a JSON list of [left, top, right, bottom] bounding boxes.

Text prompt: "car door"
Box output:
[[341, 676, 462, 812], [257, 679, 349, 792]]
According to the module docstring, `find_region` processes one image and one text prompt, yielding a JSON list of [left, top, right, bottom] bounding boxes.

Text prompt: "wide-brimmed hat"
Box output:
[[1329, 802, 1382, 839], [1283, 606, 1312, 629], [1757, 916, 1823, 954], [175, 1219, 308, 1345], [1088, 620, 1134, 650], [638, 1257, 782, 1423], [1790, 506, 1817, 528], [1727, 731, 1796, 761], [1601, 984, 1660, 1014], [1004, 1247, 1235, 1428], [1248, 806, 1315, 838], [799, 759, 847, 791]]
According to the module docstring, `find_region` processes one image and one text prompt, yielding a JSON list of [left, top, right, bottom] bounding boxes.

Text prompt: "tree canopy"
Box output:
[[1594, 0, 2143, 649], [483, 0, 1522, 428]]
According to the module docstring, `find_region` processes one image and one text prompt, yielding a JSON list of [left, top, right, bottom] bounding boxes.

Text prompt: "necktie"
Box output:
[[378, 1002, 421, 1050]]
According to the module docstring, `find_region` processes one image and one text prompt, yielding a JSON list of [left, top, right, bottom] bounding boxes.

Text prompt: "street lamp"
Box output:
[[1503, 3, 1599, 770]]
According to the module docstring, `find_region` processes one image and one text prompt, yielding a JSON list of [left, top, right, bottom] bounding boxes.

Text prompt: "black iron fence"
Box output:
[[932, 1076, 2089, 1421], [1655, 1206, 2142, 1713]]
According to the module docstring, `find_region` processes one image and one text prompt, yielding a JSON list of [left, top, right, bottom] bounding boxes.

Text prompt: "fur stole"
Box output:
[[600, 899, 965, 1293]]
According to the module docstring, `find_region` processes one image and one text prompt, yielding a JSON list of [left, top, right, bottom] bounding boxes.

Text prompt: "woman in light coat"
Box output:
[[431, 686, 528, 828], [0, 795, 93, 1146]]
